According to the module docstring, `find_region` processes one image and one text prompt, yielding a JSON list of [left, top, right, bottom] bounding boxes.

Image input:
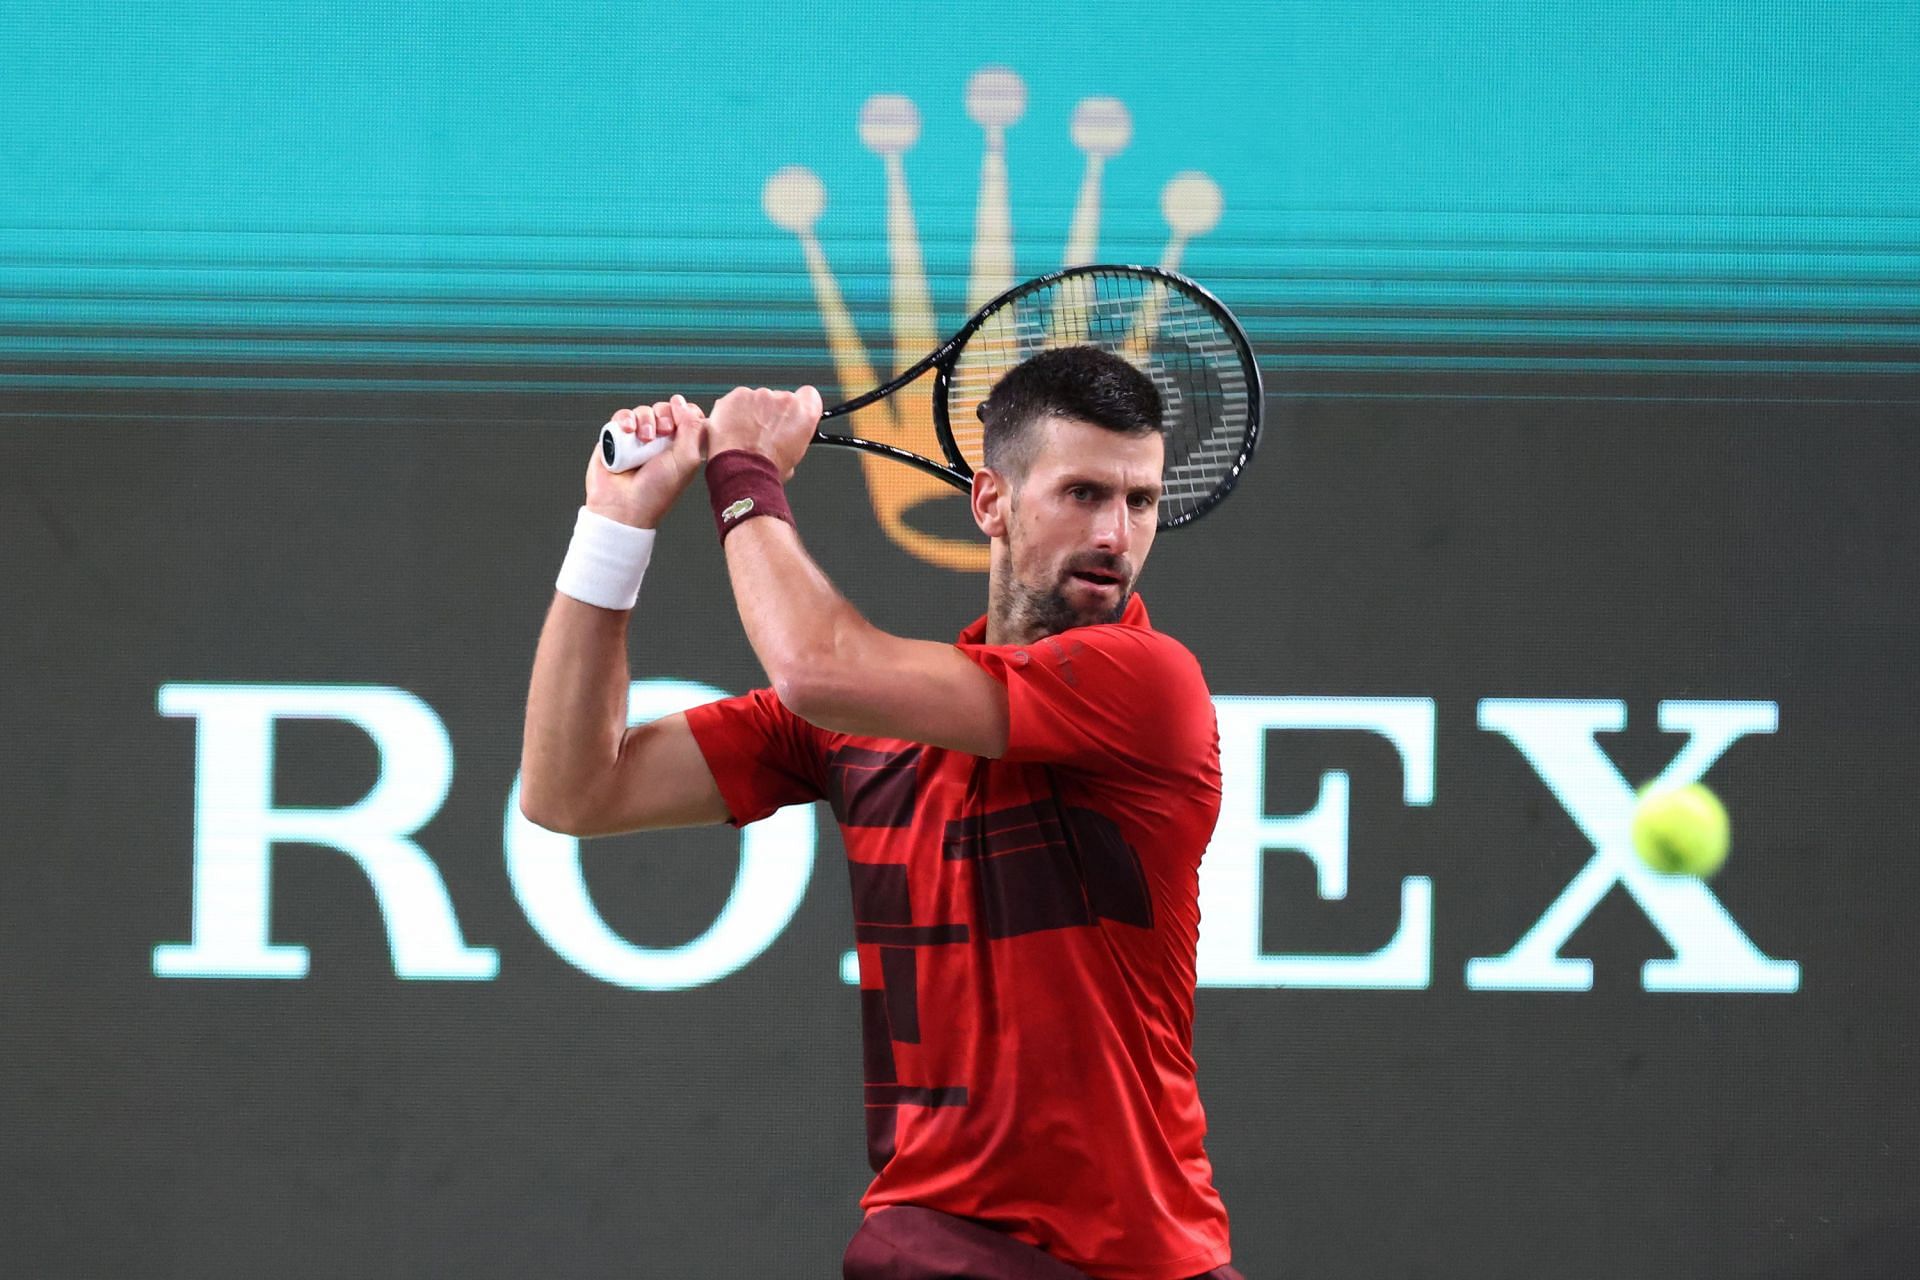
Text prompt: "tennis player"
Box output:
[[521, 347, 1243, 1280]]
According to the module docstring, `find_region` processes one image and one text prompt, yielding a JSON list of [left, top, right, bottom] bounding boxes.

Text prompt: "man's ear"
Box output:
[[972, 467, 1011, 539]]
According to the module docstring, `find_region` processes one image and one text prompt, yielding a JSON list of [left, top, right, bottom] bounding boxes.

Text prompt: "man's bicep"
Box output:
[[783, 636, 1010, 758], [567, 711, 733, 836]]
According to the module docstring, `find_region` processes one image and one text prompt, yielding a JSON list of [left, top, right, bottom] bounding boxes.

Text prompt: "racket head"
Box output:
[[932, 264, 1263, 529]]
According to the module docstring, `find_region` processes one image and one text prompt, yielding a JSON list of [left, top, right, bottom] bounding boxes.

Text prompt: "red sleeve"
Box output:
[[957, 625, 1215, 773], [683, 687, 827, 828]]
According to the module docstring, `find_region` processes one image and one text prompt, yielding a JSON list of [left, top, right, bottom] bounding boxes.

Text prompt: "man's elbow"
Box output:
[[770, 648, 865, 730], [770, 664, 831, 726], [517, 781, 591, 837], [516, 792, 565, 835]]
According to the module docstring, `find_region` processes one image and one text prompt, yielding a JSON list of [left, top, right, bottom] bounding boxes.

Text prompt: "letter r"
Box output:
[[153, 683, 496, 980]]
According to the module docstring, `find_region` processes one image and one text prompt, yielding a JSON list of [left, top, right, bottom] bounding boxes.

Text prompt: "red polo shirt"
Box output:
[[684, 594, 1231, 1279]]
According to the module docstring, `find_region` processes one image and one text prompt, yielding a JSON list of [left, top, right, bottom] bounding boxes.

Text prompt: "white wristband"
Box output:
[[555, 506, 656, 611]]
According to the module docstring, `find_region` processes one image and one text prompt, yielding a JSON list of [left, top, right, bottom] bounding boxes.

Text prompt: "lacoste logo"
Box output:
[[1041, 636, 1088, 686], [722, 497, 756, 523], [762, 67, 1223, 573]]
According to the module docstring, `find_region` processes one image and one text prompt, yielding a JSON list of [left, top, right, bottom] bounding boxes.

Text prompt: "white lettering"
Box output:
[[152, 684, 496, 980], [1466, 699, 1799, 993], [1196, 697, 1436, 988]]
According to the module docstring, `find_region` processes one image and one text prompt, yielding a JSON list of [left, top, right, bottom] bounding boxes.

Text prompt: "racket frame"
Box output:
[[813, 263, 1263, 529]]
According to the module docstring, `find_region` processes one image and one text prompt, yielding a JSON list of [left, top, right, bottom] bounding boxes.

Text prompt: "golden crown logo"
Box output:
[[764, 67, 1223, 574]]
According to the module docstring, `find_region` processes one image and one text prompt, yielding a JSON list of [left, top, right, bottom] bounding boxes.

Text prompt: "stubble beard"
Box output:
[[993, 552, 1132, 643]]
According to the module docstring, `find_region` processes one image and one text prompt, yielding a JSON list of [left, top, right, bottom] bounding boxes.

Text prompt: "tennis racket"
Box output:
[[600, 263, 1262, 530]]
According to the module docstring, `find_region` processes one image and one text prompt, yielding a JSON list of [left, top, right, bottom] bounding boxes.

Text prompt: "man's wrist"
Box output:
[[556, 506, 656, 610], [706, 450, 794, 541], [583, 500, 658, 531]]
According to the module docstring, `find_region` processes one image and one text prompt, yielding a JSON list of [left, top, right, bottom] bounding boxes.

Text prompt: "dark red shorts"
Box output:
[[843, 1205, 1245, 1280]]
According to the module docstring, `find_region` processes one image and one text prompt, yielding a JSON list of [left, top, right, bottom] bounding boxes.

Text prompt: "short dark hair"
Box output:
[[978, 345, 1162, 480]]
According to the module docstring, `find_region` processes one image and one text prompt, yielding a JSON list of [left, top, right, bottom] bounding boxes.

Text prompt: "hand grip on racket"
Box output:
[[599, 423, 675, 472], [595, 263, 1263, 529]]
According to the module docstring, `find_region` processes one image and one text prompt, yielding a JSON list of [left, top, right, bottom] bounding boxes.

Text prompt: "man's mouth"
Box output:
[[1070, 569, 1122, 590]]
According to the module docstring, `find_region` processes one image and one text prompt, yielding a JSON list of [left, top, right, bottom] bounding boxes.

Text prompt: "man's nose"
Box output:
[[1091, 498, 1133, 554]]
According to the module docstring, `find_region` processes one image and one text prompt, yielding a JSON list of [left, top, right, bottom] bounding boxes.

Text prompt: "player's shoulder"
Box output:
[[1062, 621, 1217, 762], [1058, 619, 1211, 688], [1073, 617, 1203, 663]]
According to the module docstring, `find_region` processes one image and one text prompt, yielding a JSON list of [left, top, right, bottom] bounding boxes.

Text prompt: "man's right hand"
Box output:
[[584, 395, 708, 530]]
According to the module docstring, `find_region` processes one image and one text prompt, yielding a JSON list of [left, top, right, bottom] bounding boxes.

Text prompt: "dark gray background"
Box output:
[[4, 359, 1917, 1279]]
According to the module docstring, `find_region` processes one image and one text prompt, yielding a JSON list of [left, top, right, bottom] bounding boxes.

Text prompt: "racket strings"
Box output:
[[947, 268, 1254, 524]]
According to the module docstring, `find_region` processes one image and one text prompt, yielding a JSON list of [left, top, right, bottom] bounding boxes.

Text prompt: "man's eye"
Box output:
[[1068, 486, 1093, 501], [1129, 493, 1157, 510]]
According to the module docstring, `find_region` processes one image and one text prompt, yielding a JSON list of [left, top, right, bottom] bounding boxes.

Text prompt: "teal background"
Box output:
[[4, 0, 1917, 394]]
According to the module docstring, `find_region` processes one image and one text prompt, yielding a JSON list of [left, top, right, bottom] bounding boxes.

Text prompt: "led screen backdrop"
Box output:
[[4, 3, 1918, 1278]]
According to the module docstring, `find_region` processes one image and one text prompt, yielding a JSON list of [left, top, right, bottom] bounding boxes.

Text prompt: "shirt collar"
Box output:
[[956, 592, 1152, 644]]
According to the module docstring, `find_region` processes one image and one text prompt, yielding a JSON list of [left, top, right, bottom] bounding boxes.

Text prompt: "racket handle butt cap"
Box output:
[[600, 426, 673, 473]]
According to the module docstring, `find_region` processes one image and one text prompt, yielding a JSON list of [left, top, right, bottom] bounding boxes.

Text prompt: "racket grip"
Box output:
[[599, 423, 674, 473]]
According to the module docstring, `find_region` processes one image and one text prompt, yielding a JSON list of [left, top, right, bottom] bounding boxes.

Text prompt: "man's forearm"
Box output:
[[717, 501, 1011, 754], [520, 592, 633, 827], [696, 388, 1009, 754], [722, 516, 871, 707]]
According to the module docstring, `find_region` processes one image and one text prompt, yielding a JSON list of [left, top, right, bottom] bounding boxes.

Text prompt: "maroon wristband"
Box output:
[[706, 449, 795, 541]]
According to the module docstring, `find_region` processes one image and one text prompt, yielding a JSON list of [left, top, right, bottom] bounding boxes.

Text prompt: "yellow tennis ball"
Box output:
[[1631, 783, 1731, 878]]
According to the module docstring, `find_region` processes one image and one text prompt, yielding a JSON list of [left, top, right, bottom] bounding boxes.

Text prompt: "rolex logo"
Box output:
[[763, 67, 1224, 573]]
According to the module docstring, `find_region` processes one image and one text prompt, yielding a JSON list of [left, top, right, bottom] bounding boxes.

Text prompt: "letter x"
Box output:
[[1467, 699, 1800, 993]]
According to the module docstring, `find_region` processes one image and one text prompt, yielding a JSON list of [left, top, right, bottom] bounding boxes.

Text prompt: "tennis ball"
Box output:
[[1630, 782, 1731, 878]]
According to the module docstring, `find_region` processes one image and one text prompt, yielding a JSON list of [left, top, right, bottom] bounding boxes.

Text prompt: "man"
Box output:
[[521, 347, 1242, 1280]]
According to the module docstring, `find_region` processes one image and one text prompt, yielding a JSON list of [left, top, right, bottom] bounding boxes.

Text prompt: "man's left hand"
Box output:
[[705, 385, 823, 481]]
